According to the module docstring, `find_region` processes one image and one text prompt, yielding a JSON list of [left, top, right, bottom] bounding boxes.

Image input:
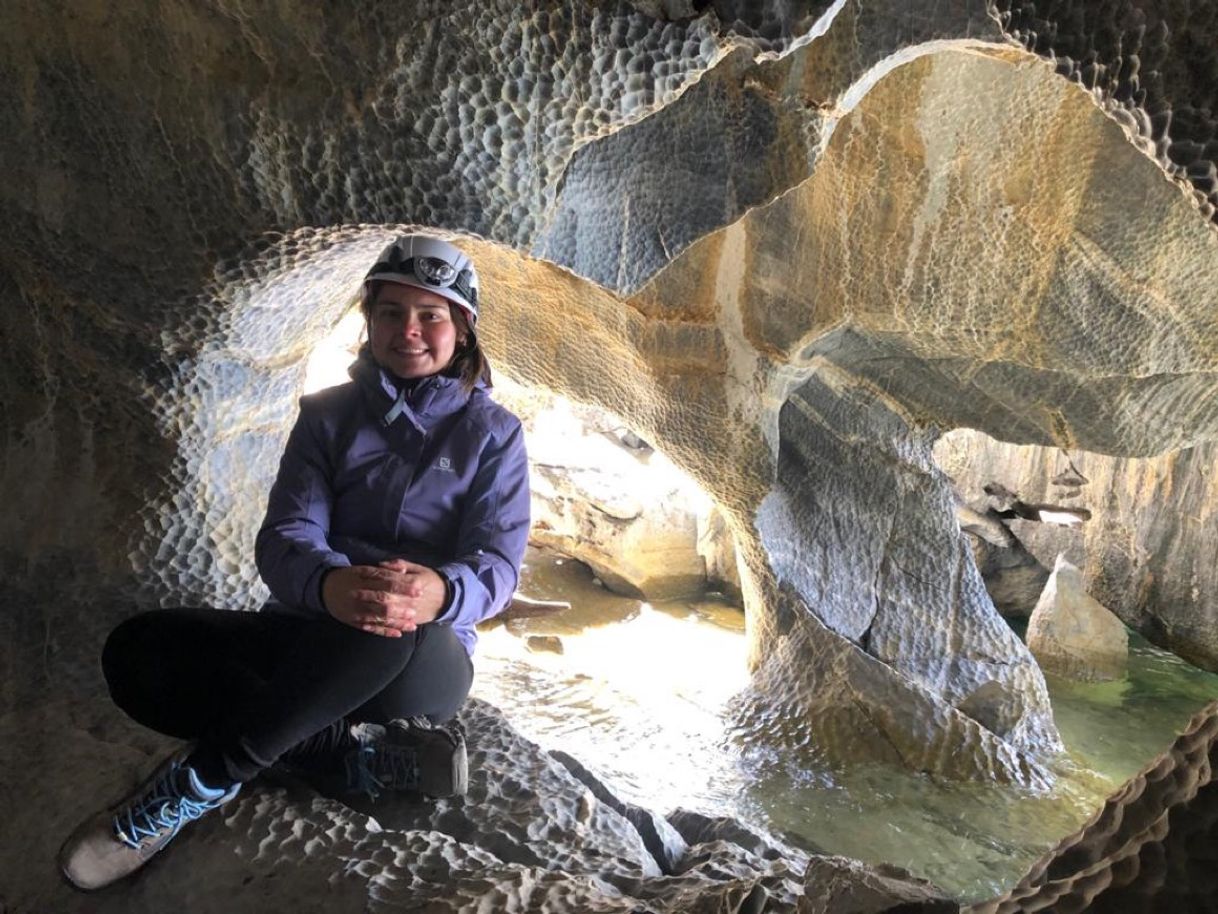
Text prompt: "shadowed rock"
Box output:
[[937, 430, 1218, 672], [968, 700, 1218, 914]]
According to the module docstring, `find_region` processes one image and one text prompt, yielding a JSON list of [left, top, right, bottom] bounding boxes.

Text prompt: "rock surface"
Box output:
[[1026, 556, 1130, 682], [495, 380, 730, 600], [956, 505, 1049, 620], [968, 700, 1218, 914], [0, 623, 960, 914], [798, 856, 960, 914], [938, 429, 1218, 672]]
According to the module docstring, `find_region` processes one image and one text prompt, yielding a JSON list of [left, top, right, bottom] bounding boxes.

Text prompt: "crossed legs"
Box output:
[[101, 607, 473, 784]]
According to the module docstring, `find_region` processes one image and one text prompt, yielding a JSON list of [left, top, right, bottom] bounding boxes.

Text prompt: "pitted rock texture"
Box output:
[[968, 700, 1218, 914], [996, 1, 1218, 221], [754, 365, 1060, 771], [798, 856, 960, 914], [936, 430, 1218, 672], [5, 0, 1218, 799], [1, 628, 951, 914]]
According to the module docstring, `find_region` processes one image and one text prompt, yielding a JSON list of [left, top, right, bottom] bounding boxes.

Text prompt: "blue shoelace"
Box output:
[[112, 763, 222, 849]]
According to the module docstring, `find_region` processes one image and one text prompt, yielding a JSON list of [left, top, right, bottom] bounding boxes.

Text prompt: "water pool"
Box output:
[[473, 548, 1218, 901]]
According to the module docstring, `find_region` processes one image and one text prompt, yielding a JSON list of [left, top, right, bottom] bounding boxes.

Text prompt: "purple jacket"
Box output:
[[255, 352, 530, 655]]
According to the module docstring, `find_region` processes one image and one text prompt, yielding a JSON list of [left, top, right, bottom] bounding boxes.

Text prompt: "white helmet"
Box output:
[[363, 235, 479, 326]]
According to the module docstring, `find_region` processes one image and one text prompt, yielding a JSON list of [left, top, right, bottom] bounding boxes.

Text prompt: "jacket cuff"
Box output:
[[434, 562, 468, 624], [305, 556, 352, 614]]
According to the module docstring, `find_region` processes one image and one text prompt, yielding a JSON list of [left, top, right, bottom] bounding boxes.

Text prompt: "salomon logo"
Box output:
[[435, 457, 455, 473]]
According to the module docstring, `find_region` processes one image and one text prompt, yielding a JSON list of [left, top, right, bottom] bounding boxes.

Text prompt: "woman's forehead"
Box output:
[[373, 284, 451, 309]]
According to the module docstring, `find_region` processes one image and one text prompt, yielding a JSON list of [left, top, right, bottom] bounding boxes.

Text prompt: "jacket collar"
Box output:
[[349, 349, 476, 433]]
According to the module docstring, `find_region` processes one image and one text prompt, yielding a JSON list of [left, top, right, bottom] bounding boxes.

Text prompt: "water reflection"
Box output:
[[475, 547, 1218, 902]]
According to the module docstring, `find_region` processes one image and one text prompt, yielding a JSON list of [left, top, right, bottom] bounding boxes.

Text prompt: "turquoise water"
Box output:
[[474, 548, 1218, 902]]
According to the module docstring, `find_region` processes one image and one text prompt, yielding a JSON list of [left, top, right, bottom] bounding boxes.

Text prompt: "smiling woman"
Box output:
[[59, 235, 531, 892], [361, 235, 488, 391], [368, 287, 461, 380]]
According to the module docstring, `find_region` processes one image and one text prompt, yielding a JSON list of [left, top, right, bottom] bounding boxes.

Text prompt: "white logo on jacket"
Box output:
[[434, 457, 455, 472]]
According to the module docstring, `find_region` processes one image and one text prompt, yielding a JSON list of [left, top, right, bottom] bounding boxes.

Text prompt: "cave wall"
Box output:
[[938, 431, 1218, 672], [3, 0, 1218, 794]]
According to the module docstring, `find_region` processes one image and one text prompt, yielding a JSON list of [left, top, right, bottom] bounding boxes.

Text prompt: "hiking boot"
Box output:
[[59, 748, 241, 891], [344, 717, 467, 799]]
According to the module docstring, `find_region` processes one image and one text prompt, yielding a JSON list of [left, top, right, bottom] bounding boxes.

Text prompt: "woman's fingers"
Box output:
[[354, 568, 424, 597], [352, 602, 417, 629], [350, 589, 425, 617], [358, 620, 416, 636], [359, 623, 402, 638]]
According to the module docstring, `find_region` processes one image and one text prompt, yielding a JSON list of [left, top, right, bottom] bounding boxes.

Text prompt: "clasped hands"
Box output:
[[322, 559, 447, 638]]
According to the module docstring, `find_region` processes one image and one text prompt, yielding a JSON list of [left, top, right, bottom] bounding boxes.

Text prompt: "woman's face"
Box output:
[[368, 283, 463, 380]]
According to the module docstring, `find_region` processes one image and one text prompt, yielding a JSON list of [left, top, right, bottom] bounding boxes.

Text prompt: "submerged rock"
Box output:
[[525, 634, 566, 654], [1026, 556, 1129, 682]]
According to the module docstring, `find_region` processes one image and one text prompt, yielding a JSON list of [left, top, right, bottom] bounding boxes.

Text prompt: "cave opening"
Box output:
[[301, 296, 753, 813]]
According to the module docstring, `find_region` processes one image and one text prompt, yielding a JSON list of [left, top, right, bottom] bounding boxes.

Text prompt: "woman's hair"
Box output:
[[362, 280, 492, 392]]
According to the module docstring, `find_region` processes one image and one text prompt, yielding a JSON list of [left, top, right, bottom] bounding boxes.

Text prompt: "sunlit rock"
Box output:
[[494, 379, 729, 599], [1027, 556, 1129, 683]]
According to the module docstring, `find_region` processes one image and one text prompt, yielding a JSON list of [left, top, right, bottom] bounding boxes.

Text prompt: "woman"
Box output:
[[60, 235, 531, 891]]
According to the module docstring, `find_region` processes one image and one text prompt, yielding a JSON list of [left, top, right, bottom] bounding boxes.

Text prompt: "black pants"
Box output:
[[102, 607, 474, 785]]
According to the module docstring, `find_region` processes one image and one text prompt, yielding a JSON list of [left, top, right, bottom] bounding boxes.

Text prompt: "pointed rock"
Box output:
[[1026, 556, 1128, 682]]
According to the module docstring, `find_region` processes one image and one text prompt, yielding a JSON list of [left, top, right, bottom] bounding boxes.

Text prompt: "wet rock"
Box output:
[[668, 808, 821, 861], [501, 594, 573, 620], [525, 634, 565, 654], [550, 749, 688, 876], [969, 701, 1218, 914], [797, 856, 959, 913], [1026, 556, 1129, 682], [938, 430, 1218, 672]]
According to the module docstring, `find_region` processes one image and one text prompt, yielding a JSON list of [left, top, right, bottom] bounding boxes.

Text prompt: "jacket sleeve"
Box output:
[[255, 399, 352, 613], [435, 420, 530, 630]]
